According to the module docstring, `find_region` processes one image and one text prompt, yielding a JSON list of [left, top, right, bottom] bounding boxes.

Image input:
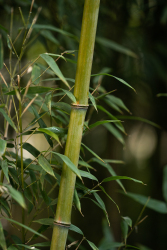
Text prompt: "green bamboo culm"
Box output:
[[50, 1, 100, 250]]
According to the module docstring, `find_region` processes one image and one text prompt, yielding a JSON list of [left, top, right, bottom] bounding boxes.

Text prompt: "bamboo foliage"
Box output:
[[50, 1, 100, 249]]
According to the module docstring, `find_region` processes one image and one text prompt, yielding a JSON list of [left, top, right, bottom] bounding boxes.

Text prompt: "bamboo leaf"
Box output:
[[97, 105, 125, 134], [89, 92, 97, 111], [31, 64, 41, 85], [162, 165, 167, 203], [6, 185, 26, 209], [99, 242, 124, 249], [0, 139, 7, 157], [60, 89, 76, 103], [0, 36, 3, 70], [87, 240, 99, 250], [0, 221, 7, 250], [87, 120, 121, 131], [81, 143, 104, 163], [32, 24, 76, 39], [122, 216, 132, 228], [105, 95, 131, 114], [31, 105, 53, 147], [117, 115, 161, 129], [42, 126, 67, 136], [121, 192, 167, 214], [51, 152, 82, 179], [23, 142, 40, 158], [92, 73, 136, 92], [45, 92, 52, 114], [40, 54, 70, 88], [79, 170, 98, 181], [16, 245, 39, 250], [32, 242, 51, 247], [78, 160, 95, 170], [4, 218, 48, 240], [1, 160, 9, 182], [33, 218, 53, 225], [38, 155, 55, 178], [96, 36, 137, 58], [91, 158, 125, 192], [70, 224, 83, 235], [103, 123, 125, 145], [0, 197, 11, 217], [0, 109, 18, 132], [99, 185, 119, 212], [52, 102, 71, 114], [102, 176, 144, 185], [38, 128, 61, 145], [74, 189, 82, 215]]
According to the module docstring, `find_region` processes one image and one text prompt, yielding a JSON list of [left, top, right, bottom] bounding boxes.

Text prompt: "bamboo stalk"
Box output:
[[50, 1, 100, 249]]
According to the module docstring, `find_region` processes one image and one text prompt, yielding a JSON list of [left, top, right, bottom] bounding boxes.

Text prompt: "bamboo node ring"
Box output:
[[71, 103, 89, 109], [54, 221, 71, 228]]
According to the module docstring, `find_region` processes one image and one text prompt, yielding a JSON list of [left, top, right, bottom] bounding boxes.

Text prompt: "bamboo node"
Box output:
[[71, 103, 89, 109], [54, 220, 71, 228]]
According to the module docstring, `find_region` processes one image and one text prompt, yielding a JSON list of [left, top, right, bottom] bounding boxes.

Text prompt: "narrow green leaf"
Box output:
[[103, 123, 125, 145], [31, 64, 41, 85], [33, 218, 53, 226], [0, 221, 7, 250], [40, 30, 60, 45], [1, 160, 9, 182], [0, 109, 18, 132], [69, 224, 83, 235], [121, 192, 167, 214], [87, 120, 121, 131], [90, 158, 125, 191], [42, 126, 67, 137], [157, 93, 167, 97], [99, 185, 119, 212], [0, 197, 11, 217], [45, 92, 52, 114], [79, 170, 98, 182], [38, 128, 61, 145], [4, 218, 48, 240], [31, 105, 53, 147], [32, 242, 51, 247], [102, 176, 144, 185], [104, 159, 124, 164], [38, 155, 55, 177], [78, 160, 95, 170], [91, 73, 136, 92], [7, 246, 18, 250], [105, 95, 131, 114], [163, 165, 167, 203], [0, 139, 7, 157], [51, 152, 82, 179], [60, 89, 76, 103], [32, 24, 76, 39], [52, 102, 71, 114], [42, 77, 75, 83], [121, 219, 128, 241], [87, 240, 99, 250], [117, 115, 161, 129], [96, 36, 137, 58], [99, 242, 124, 249], [122, 216, 132, 228], [81, 143, 104, 163], [16, 245, 39, 250], [22, 142, 40, 158], [0, 36, 4, 70], [89, 92, 97, 111], [40, 54, 70, 88], [6, 185, 26, 209], [97, 105, 125, 134], [74, 189, 82, 215]]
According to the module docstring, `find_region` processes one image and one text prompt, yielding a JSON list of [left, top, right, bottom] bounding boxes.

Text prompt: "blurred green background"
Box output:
[[1, 0, 167, 249]]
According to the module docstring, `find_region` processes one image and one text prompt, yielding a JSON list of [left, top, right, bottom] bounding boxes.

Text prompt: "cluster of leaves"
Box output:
[[0, 1, 154, 250]]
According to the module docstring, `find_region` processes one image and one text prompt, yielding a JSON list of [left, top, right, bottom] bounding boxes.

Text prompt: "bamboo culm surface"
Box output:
[[50, 1, 100, 249]]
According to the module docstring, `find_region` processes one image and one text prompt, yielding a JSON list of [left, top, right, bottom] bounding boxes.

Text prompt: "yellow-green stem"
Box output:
[[50, 1, 100, 249]]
